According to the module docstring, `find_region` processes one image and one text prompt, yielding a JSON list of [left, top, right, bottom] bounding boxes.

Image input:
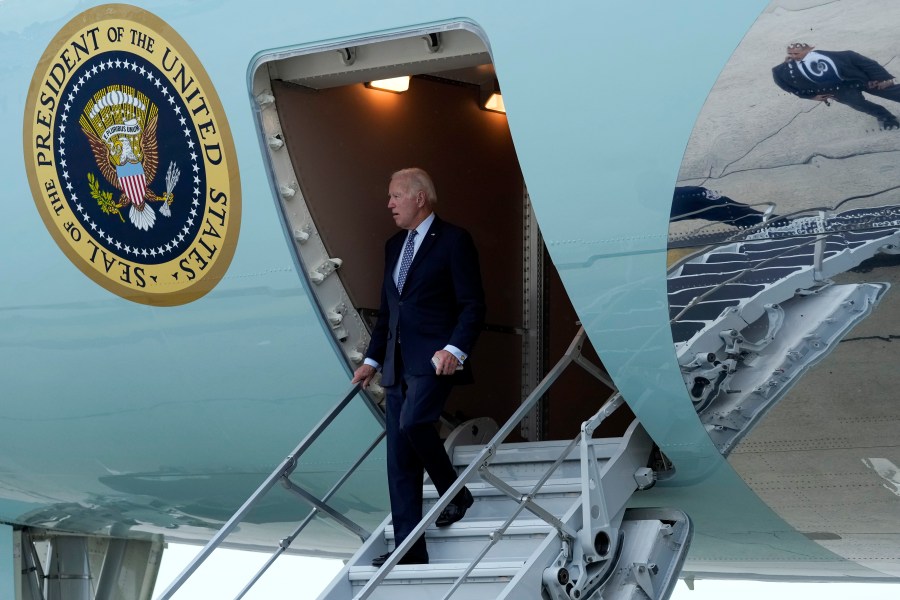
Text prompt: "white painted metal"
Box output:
[[45, 537, 91, 600], [12, 530, 162, 600], [319, 428, 690, 600], [310, 329, 691, 599], [702, 282, 886, 453]]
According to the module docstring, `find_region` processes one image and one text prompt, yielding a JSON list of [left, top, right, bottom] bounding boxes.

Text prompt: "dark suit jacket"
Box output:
[[366, 216, 485, 387], [773, 50, 894, 98]]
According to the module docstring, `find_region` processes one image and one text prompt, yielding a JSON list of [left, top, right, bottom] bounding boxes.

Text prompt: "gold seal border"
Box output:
[[23, 3, 242, 307]]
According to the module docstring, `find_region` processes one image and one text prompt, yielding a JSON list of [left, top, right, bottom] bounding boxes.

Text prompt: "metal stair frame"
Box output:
[[156, 318, 694, 600], [442, 400, 645, 600], [341, 326, 680, 600]]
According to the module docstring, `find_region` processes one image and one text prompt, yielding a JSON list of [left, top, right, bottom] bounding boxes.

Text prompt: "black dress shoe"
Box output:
[[436, 487, 474, 527], [370, 551, 429, 567]]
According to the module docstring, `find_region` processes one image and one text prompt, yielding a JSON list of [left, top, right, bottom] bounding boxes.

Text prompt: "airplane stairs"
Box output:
[[319, 414, 692, 600], [158, 328, 692, 600]]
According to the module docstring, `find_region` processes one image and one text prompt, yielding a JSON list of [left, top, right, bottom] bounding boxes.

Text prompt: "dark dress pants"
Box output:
[[385, 358, 460, 561], [833, 84, 900, 121]]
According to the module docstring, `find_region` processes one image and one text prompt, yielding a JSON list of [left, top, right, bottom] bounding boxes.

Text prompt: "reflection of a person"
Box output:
[[772, 42, 900, 129], [671, 186, 766, 227], [352, 168, 485, 567]]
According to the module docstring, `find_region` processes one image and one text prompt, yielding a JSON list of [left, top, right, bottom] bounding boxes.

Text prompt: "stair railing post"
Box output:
[[578, 394, 624, 564]]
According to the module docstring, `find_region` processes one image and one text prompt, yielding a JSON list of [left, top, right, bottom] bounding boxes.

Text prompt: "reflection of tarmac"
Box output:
[[727, 252, 900, 568], [668, 206, 900, 453], [674, 1, 900, 219]]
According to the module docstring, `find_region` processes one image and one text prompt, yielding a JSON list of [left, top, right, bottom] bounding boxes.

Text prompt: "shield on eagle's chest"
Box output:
[[117, 161, 148, 208]]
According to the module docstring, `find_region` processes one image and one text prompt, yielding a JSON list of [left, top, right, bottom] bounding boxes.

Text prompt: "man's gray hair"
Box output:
[[392, 168, 437, 206]]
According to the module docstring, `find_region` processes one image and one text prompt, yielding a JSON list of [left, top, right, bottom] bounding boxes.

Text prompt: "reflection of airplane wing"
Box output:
[[671, 207, 900, 452]]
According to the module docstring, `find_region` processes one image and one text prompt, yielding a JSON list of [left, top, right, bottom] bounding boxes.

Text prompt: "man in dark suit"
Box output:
[[352, 168, 485, 566], [772, 42, 900, 129]]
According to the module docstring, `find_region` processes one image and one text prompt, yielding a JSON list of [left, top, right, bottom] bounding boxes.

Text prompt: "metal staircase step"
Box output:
[[348, 560, 526, 600], [452, 438, 623, 465], [384, 518, 558, 562], [450, 439, 622, 483], [349, 560, 526, 579], [420, 479, 581, 523], [422, 478, 583, 499], [385, 519, 553, 541], [315, 400, 692, 600]]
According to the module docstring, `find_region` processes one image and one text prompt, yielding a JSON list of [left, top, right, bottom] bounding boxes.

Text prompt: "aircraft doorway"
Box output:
[[252, 24, 623, 441]]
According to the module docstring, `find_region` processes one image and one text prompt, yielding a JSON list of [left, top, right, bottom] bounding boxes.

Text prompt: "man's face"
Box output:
[[787, 46, 812, 61], [388, 176, 424, 230]]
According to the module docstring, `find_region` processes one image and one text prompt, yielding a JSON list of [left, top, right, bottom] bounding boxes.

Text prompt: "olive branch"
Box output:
[[87, 173, 124, 222]]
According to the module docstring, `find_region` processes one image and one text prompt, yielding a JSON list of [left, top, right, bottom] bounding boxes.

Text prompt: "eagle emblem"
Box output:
[[79, 86, 180, 231]]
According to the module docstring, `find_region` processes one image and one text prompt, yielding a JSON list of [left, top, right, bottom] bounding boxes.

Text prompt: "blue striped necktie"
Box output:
[[397, 230, 417, 292]]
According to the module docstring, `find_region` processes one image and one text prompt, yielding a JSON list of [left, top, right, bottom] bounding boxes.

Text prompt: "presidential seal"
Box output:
[[24, 4, 241, 306]]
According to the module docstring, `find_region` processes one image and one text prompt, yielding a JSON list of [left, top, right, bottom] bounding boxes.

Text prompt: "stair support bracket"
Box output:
[[542, 411, 660, 600]]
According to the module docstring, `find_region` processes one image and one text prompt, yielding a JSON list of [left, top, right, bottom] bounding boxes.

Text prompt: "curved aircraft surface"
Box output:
[[2, 0, 900, 598]]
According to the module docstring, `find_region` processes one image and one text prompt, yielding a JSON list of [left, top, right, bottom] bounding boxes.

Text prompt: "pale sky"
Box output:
[[154, 544, 900, 600]]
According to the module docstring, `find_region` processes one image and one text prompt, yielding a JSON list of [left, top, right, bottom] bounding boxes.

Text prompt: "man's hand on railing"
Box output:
[[352, 364, 377, 389]]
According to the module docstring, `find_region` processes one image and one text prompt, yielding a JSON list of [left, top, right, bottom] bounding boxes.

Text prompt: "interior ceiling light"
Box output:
[[366, 76, 410, 93], [483, 92, 506, 114]]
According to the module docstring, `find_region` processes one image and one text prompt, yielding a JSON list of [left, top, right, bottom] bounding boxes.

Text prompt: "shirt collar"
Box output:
[[412, 212, 435, 237]]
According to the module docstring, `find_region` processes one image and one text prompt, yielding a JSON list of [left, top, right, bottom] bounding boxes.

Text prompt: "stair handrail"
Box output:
[[353, 326, 619, 600], [157, 382, 378, 600], [233, 429, 386, 600]]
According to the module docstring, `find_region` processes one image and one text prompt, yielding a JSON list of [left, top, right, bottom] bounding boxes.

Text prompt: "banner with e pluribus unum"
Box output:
[[24, 4, 241, 306]]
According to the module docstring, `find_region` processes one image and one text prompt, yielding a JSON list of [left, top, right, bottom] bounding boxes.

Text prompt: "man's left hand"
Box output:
[[352, 364, 377, 389], [431, 350, 459, 376]]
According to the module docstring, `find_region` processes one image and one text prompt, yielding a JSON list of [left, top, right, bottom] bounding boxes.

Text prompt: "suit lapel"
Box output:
[[405, 216, 441, 285], [387, 231, 406, 295], [388, 216, 441, 296]]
